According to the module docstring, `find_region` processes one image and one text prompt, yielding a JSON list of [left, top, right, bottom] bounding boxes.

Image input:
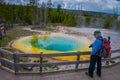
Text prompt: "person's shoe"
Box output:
[[96, 72, 101, 77], [85, 72, 93, 78]]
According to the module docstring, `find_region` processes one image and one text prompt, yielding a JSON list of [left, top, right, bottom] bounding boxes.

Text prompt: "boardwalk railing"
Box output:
[[0, 48, 120, 75]]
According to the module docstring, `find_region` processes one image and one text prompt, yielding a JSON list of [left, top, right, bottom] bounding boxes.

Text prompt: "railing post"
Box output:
[[0, 52, 2, 68], [13, 53, 18, 75], [0, 52, 4, 69], [40, 52, 43, 75], [75, 52, 80, 71], [106, 52, 112, 65]]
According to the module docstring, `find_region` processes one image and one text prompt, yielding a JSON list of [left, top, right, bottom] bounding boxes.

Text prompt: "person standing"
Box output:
[[85, 30, 103, 78]]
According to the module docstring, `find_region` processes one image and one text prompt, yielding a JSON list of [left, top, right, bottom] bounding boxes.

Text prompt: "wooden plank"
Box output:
[[16, 52, 79, 58], [42, 52, 90, 58], [0, 58, 14, 66], [42, 61, 77, 67], [111, 49, 120, 53], [78, 60, 90, 64], [0, 65, 15, 74], [17, 54, 40, 57], [102, 55, 120, 61], [16, 52, 90, 58], [6, 49, 120, 58], [0, 48, 14, 57], [40, 50, 119, 58], [75, 52, 81, 71]]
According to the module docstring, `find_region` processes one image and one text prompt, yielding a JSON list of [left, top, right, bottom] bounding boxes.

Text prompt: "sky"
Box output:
[[5, 0, 120, 14]]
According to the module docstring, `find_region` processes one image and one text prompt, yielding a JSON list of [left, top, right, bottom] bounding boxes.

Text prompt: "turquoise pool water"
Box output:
[[32, 35, 85, 52]]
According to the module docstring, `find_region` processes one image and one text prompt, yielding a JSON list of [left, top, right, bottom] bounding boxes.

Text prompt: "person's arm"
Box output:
[[91, 39, 102, 55], [89, 44, 93, 48]]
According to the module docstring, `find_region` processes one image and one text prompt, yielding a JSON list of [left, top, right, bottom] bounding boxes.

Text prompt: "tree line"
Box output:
[[0, 2, 120, 29], [0, 3, 76, 26]]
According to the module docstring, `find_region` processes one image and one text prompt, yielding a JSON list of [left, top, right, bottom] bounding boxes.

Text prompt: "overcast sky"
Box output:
[[5, 0, 120, 14]]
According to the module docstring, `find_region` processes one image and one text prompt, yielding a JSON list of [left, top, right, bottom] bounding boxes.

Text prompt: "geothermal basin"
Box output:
[[12, 33, 91, 60]]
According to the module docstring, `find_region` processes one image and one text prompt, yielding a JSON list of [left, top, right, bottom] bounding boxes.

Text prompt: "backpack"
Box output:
[[96, 37, 111, 58]]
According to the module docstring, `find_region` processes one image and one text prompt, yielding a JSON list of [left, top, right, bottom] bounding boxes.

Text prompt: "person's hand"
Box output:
[[89, 44, 93, 48]]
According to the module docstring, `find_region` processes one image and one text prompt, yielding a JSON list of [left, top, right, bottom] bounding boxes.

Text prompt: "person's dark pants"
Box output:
[[88, 55, 102, 77]]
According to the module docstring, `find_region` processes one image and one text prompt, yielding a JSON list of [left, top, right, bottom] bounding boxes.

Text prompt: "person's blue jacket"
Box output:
[[91, 36, 103, 55]]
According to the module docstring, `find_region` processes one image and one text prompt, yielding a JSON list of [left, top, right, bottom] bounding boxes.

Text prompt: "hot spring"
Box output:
[[12, 33, 91, 60]]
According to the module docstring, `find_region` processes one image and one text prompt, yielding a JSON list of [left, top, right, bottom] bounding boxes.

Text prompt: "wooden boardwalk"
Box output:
[[0, 63, 120, 80]]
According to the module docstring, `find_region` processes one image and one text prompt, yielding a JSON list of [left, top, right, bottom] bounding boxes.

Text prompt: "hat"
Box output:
[[94, 30, 101, 35]]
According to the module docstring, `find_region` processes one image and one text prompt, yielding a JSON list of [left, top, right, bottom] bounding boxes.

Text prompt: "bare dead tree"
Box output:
[[30, 0, 38, 27], [77, 2, 83, 27]]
